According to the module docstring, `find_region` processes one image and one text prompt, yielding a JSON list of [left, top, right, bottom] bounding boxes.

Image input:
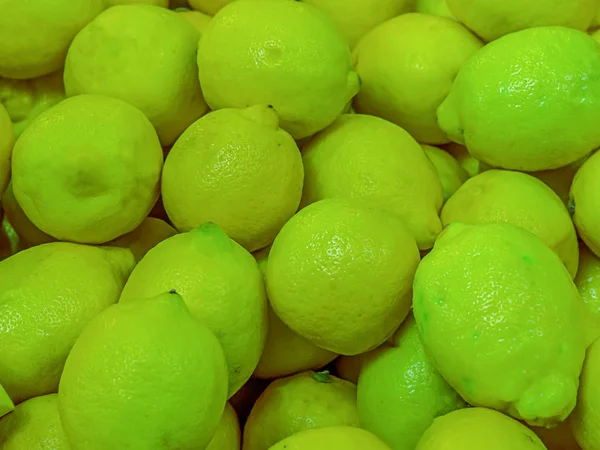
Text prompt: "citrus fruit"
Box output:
[[106, 0, 168, 5], [301, 114, 443, 250], [177, 9, 212, 33], [267, 199, 420, 355], [162, 105, 304, 252], [438, 26, 600, 172], [532, 157, 588, 207], [413, 222, 586, 426], [358, 315, 467, 450], [268, 426, 392, 450], [571, 338, 600, 450], [119, 222, 268, 397], [443, 142, 481, 178], [11, 94, 163, 244], [64, 4, 207, 146], [353, 13, 482, 144], [422, 144, 469, 201], [0, 243, 135, 404], [416, 0, 453, 18], [0, 385, 14, 419], [188, 0, 232, 15], [197, 0, 360, 139], [59, 291, 228, 449], [243, 370, 360, 450], [571, 150, 600, 257], [575, 243, 600, 322], [107, 217, 177, 262], [207, 403, 241, 450], [0, 105, 14, 198]]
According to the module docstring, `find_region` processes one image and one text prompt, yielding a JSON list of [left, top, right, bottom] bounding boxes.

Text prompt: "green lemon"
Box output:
[[268, 426, 392, 450], [0, 385, 14, 419], [0, 105, 14, 198], [207, 403, 241, 450], [416, 0, 453, 18], [422, 145, 469, 201], [571, 338, 600, 450], [571, 150, 600, 257]]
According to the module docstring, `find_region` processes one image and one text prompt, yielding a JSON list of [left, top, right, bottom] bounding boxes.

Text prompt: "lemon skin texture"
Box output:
[[0, 243, 135, 404], [119, 223, 268, 397], [11, 94, 163, 244], [422, 145, 469, 202], [0, 0, 104, 79], [206, 403, 241, 450], [353, 13, 482, 144], [267, 199, 420, 355], [438, 26, 600, 172], [571, 338, 600, 450], [58, 291, 229, 450], [571, 150, 600, 258], [0, 105, 14, 199], [0, 394, 69, 449], [441, 170, 579, 278], [243, 371, 359, 450], [162, 106, 304, 253], [197, 0, 360, 139], [413, 222, 586, 427], [358, 315, 467, 450], [64, 5, 208, 146], [416, 408, 548, 450], [301, 114, 443, 250], [268, 426, 392, 450], [446, 0, 598, 42]]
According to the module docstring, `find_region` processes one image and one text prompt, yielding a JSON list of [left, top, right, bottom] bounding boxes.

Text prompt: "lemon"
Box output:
[[0, 0, 104, 79], [414, 222, 586, 426], [416, 0, 453, 18], [571, 150, 600, 257], [268, 426, 392, 450], [119, 222, 268, 397], [207, 403, 241, 450], [532, 421, 580, 450], [353, 13, 482, 144], [301, 114, 443, 249], [162, 106, 304, 252], [0, 385, 14, 419], [12, 94, 163, 244], [441, 170, 579, 278], [446, 0, 598, 42], [575, 243, 600, 322], [444, 142, 481, 178], [0, 394, 69, 449], [106, 0, 169, 5], [438, 27, 600, 172], [571, 338, 600, 449], [416, 408, 547, 449], [177, 9, 212, 33], [267, 199, 420, 355], [532, 157, 588, 207], [300, 0, 415, 48], [0, 105, 14, 198], [243, 370, 360, 450], [358, 315, 467, 450], [189, 0, 232, 15], [64, 5, 207, 146], [0, 243, 135, 404], [422, 145, 469, 201], [107, 217, 177, 262], [58, 291, 228, 449], [197, 0, 360, 139]]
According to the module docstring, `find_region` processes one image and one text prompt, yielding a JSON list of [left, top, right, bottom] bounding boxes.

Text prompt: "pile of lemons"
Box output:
[[1, 0, 600, 449]]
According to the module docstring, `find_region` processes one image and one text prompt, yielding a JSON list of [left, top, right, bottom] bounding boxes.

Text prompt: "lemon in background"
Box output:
[[0, 385, 14, 419], [268, 426, 392, 450], [207, 403, 241, 450], [106, 0, 169, 5], [107, 217, 177, 262], [575, 243, 600, 321], [571, 338, 600, 450], [422, 145, 469, 201], [416, 0, 453, 18], [177, 9, 212, 32], [0, 105, 14, 199], [189, 0, 232, 15], [532, 157, 588, 207], [571, 150, 600, 257], [443, 142, 482, 178]]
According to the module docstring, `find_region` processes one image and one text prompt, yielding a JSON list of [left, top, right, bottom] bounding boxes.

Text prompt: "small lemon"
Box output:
[[59, 291, 228, 449], [0, 105, 14, 198], [177, 9, 212, 33], [575, 243, 600, 321], [0, 385, 14, 419], [197, 0, 360, 139], [64, 5, 208, 146], [571, 338, 600, 450], [268, 426, 392, 450], [0, 394, 69, 449], [532, 157, 588, 207], [571, 150, 600, 257], [189, 0, 232, 15], [441, 170, 579, 278], [0, 243, 135, 404], [119, 223, 268, 397], [358, 315, 467, 450], [12, 95, 163, 244], [438, 27, 600, 172], [301, 114, 443, 249], [0, 0, 104, 79], [422, 145, 469, 201], [107, 217, 177, 262], [106, 0, 169, 5], [353, 13, 482, 144], [443, 142, 481, 178], [162, 106, 304, 252], [416, 408, 547, 449], [243, 371, 360, 450], [414, 223, 586, 426], [446, 0, 598, 42], [207, 403, 241, 450], [416, 0, 453, 18]]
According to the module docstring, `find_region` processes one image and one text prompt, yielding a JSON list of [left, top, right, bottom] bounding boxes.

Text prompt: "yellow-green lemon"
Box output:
[[12, 95, 163, 244], [197, 0, 360, 139], [268, 426, 392, 450], [438, 26, 600, 172], [422, 145, 469, 202], [358, 315, 467, 450], [0, 105, 14, 198], [106, 0, 168, 5], [119, 223, 268, 397], [177, 9, 212, 33], [189, 0, 232, 15], [207, 403, 241, 450], [443, 142, 481, 178], [416, 408, 547, 450], [0, 385, 14, 419], [107, 217, 177, 262], [64, 5, 207, 146], [0, 394, 69, 449], [441, 170, 579, 278], [59, 291, 228, 449], [301, 114, 443, 249], [243, 371, 359, 450], [335, 350, 383, 385], [0, 243, 135, 404], [446, 0, 598, 42], [162, 106, 304, 252], [532, 157, 588, 207], [571, 338, 600, 450], [575, 243, 600, 322], [267, 199, 420, 355], [416, 0, 453, 18], [413, 222, 586, 426], [353, 13, 482, 144], [0, 0, 104, 79], [571, 150, 600, 257]]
